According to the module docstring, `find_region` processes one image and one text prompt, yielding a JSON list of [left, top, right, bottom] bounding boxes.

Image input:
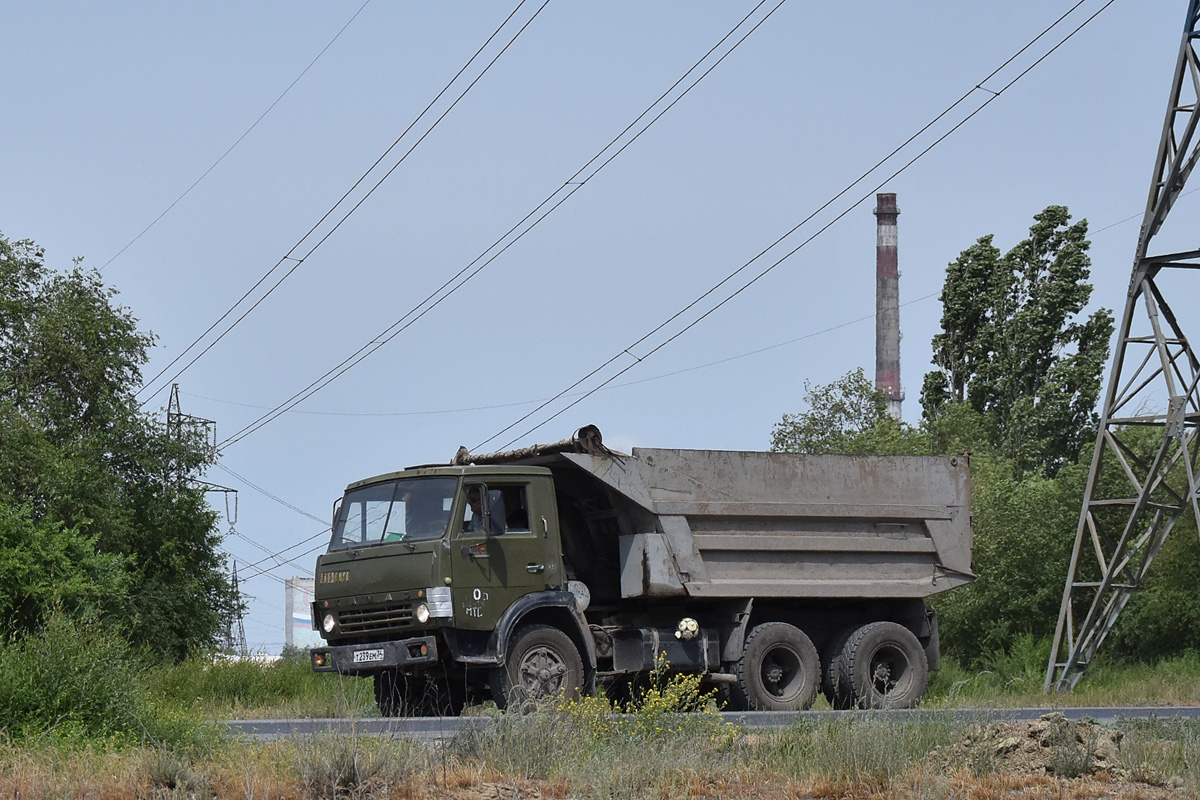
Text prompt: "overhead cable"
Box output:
[[217, 0, 788, 449], [475, 0, 1115, 451], [137, 0, 549, 406], [187, 290, 940, 418], [100, 1, 372, 273]]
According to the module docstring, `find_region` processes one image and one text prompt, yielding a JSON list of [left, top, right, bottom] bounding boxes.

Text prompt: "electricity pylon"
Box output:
[[1046, 0, 1200, 692]]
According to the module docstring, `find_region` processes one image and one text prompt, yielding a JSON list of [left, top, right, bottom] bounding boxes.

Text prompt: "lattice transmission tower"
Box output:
[[1046, 0, 1200, 692], [166, 384, 247, 656]]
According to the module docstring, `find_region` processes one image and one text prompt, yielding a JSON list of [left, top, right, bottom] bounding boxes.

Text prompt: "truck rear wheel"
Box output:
[[836, 621, 928, 709], [492, 624, 583, 711], [734, 622, 820, 711], [821, 627, 857, 709]]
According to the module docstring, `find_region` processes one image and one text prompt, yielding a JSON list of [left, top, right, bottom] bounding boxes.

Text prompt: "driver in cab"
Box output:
[[464, 486, 505, 536]]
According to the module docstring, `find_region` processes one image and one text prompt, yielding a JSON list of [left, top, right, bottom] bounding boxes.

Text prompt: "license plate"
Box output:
[[352, 648, 385, 664]]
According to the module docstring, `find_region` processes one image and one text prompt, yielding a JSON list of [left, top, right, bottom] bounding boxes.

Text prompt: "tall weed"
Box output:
[[1116, 718, 1200, 792], [452, 662, 744, 795], [763, 714, 964, 787]]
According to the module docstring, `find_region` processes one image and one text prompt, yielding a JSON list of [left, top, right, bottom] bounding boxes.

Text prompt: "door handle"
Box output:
[[526, 563, 545, 574]]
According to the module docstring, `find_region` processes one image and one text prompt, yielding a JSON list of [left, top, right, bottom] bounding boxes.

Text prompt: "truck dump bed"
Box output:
[[546, 447, 973, 601]]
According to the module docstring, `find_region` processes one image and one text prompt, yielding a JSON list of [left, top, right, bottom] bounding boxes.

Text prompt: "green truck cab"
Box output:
[[310, 427, 974, 715], [310, 464, 594, 714]]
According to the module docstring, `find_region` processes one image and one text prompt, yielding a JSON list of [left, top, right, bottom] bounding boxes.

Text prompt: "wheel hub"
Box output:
[[520, 646, 567, 695]]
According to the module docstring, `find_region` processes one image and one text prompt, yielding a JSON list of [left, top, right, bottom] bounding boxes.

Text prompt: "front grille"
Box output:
[[338, 603, 413, 634]]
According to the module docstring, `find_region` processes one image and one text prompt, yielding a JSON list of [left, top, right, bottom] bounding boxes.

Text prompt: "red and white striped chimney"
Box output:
[[874, 193, 903, 420]]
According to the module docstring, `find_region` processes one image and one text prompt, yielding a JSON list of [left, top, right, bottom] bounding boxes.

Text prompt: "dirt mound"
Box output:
[[936, 712, 1132, 780]]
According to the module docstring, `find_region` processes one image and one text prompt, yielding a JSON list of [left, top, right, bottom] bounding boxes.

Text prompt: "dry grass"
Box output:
[[4, 652, 1198, 799], [1, 711, 1196, 799]]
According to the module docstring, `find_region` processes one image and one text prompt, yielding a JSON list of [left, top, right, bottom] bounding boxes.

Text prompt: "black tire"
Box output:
[[492, 624, 584, 711], [836, 621, 929, 709], [733, 622, 820, 711], [821, 627, 857, 709]]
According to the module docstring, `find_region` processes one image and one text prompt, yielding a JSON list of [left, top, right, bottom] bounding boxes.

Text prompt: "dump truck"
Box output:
[[309, 426, 973, 714]]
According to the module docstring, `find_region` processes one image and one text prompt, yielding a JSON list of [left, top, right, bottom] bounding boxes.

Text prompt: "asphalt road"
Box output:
[[224, 707, 1200, 741]]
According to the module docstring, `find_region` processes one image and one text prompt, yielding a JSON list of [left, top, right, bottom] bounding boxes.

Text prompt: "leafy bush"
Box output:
[[0, 613, 204, 746]]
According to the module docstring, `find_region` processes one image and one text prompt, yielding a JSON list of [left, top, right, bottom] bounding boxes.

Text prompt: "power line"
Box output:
[[205, 0, 1115, 586], [100, 1, 371, 273], [239, 528, 331, 576], [215, 463, 327, 525], [241, 538, 330, 583], [1089, 185, 1200, 236], [216, 0, 789, 449], [186, 148, 1174, 433], [476, 0, 1116, 451], [136, 0, 550, 407], [185, 289, 940, 418], [205, 462, 331, 578]]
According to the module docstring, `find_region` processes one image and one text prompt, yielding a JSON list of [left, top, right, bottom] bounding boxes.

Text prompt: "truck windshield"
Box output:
[[330, 476, 457, 550]]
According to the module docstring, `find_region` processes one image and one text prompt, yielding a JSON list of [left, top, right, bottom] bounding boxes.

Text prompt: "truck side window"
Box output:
[[501, 485, 530, 531]]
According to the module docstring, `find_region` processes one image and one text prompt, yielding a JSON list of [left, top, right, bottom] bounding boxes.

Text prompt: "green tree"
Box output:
[[929, 452, 1086, 664], [920, 206, 1113, 476], [0, 231, 238, 658], [770, 367, 927, 455]]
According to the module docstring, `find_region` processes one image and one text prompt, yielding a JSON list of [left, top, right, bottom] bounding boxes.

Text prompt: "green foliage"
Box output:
[[0, 230, 237, 658], [563, 654, 733, 745], [930, 452, 1086, 664], [766, 208, 1145, 667], [925, 634, 1052, 701], [770, 367, 927, 455], [1106, 516, 1200, 661], [920, 206, 1113, 476], [0, 613, 207, 746], [148, 656, 376, 718], [0, 503, 127, 633]]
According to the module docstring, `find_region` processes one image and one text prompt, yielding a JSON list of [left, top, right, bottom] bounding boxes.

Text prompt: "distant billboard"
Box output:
[[285, 577, 323, 649]]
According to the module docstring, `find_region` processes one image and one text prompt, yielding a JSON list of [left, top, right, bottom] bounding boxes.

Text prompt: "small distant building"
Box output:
[[285, 576, 323, 649]]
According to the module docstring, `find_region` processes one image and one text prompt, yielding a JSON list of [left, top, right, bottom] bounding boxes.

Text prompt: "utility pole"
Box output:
[[1046, 0, 1200, 692]]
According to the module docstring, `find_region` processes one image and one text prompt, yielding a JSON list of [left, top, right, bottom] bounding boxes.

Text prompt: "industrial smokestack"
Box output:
[[874, 193, 903, 420]]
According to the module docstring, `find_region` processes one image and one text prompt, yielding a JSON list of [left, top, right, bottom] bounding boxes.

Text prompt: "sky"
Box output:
[[2, 0, 1196, 652]]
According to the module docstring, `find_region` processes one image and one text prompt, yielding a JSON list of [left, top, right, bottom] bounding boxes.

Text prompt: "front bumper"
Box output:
[[310, 635, 439, 674]]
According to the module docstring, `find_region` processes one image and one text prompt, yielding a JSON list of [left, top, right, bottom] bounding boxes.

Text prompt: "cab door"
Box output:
[[451, 481, 554, 630]]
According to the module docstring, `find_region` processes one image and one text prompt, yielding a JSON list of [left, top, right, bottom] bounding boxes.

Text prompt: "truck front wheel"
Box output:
[[492, 624, 584, 710], [836, 621, 928, 709], [733, 622, 820, 711]]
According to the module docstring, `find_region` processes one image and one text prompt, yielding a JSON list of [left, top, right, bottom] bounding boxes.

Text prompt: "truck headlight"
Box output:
[[415, 603, 430, 623], [424, 586, 453, 618], [322, 613, 337, 633]]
